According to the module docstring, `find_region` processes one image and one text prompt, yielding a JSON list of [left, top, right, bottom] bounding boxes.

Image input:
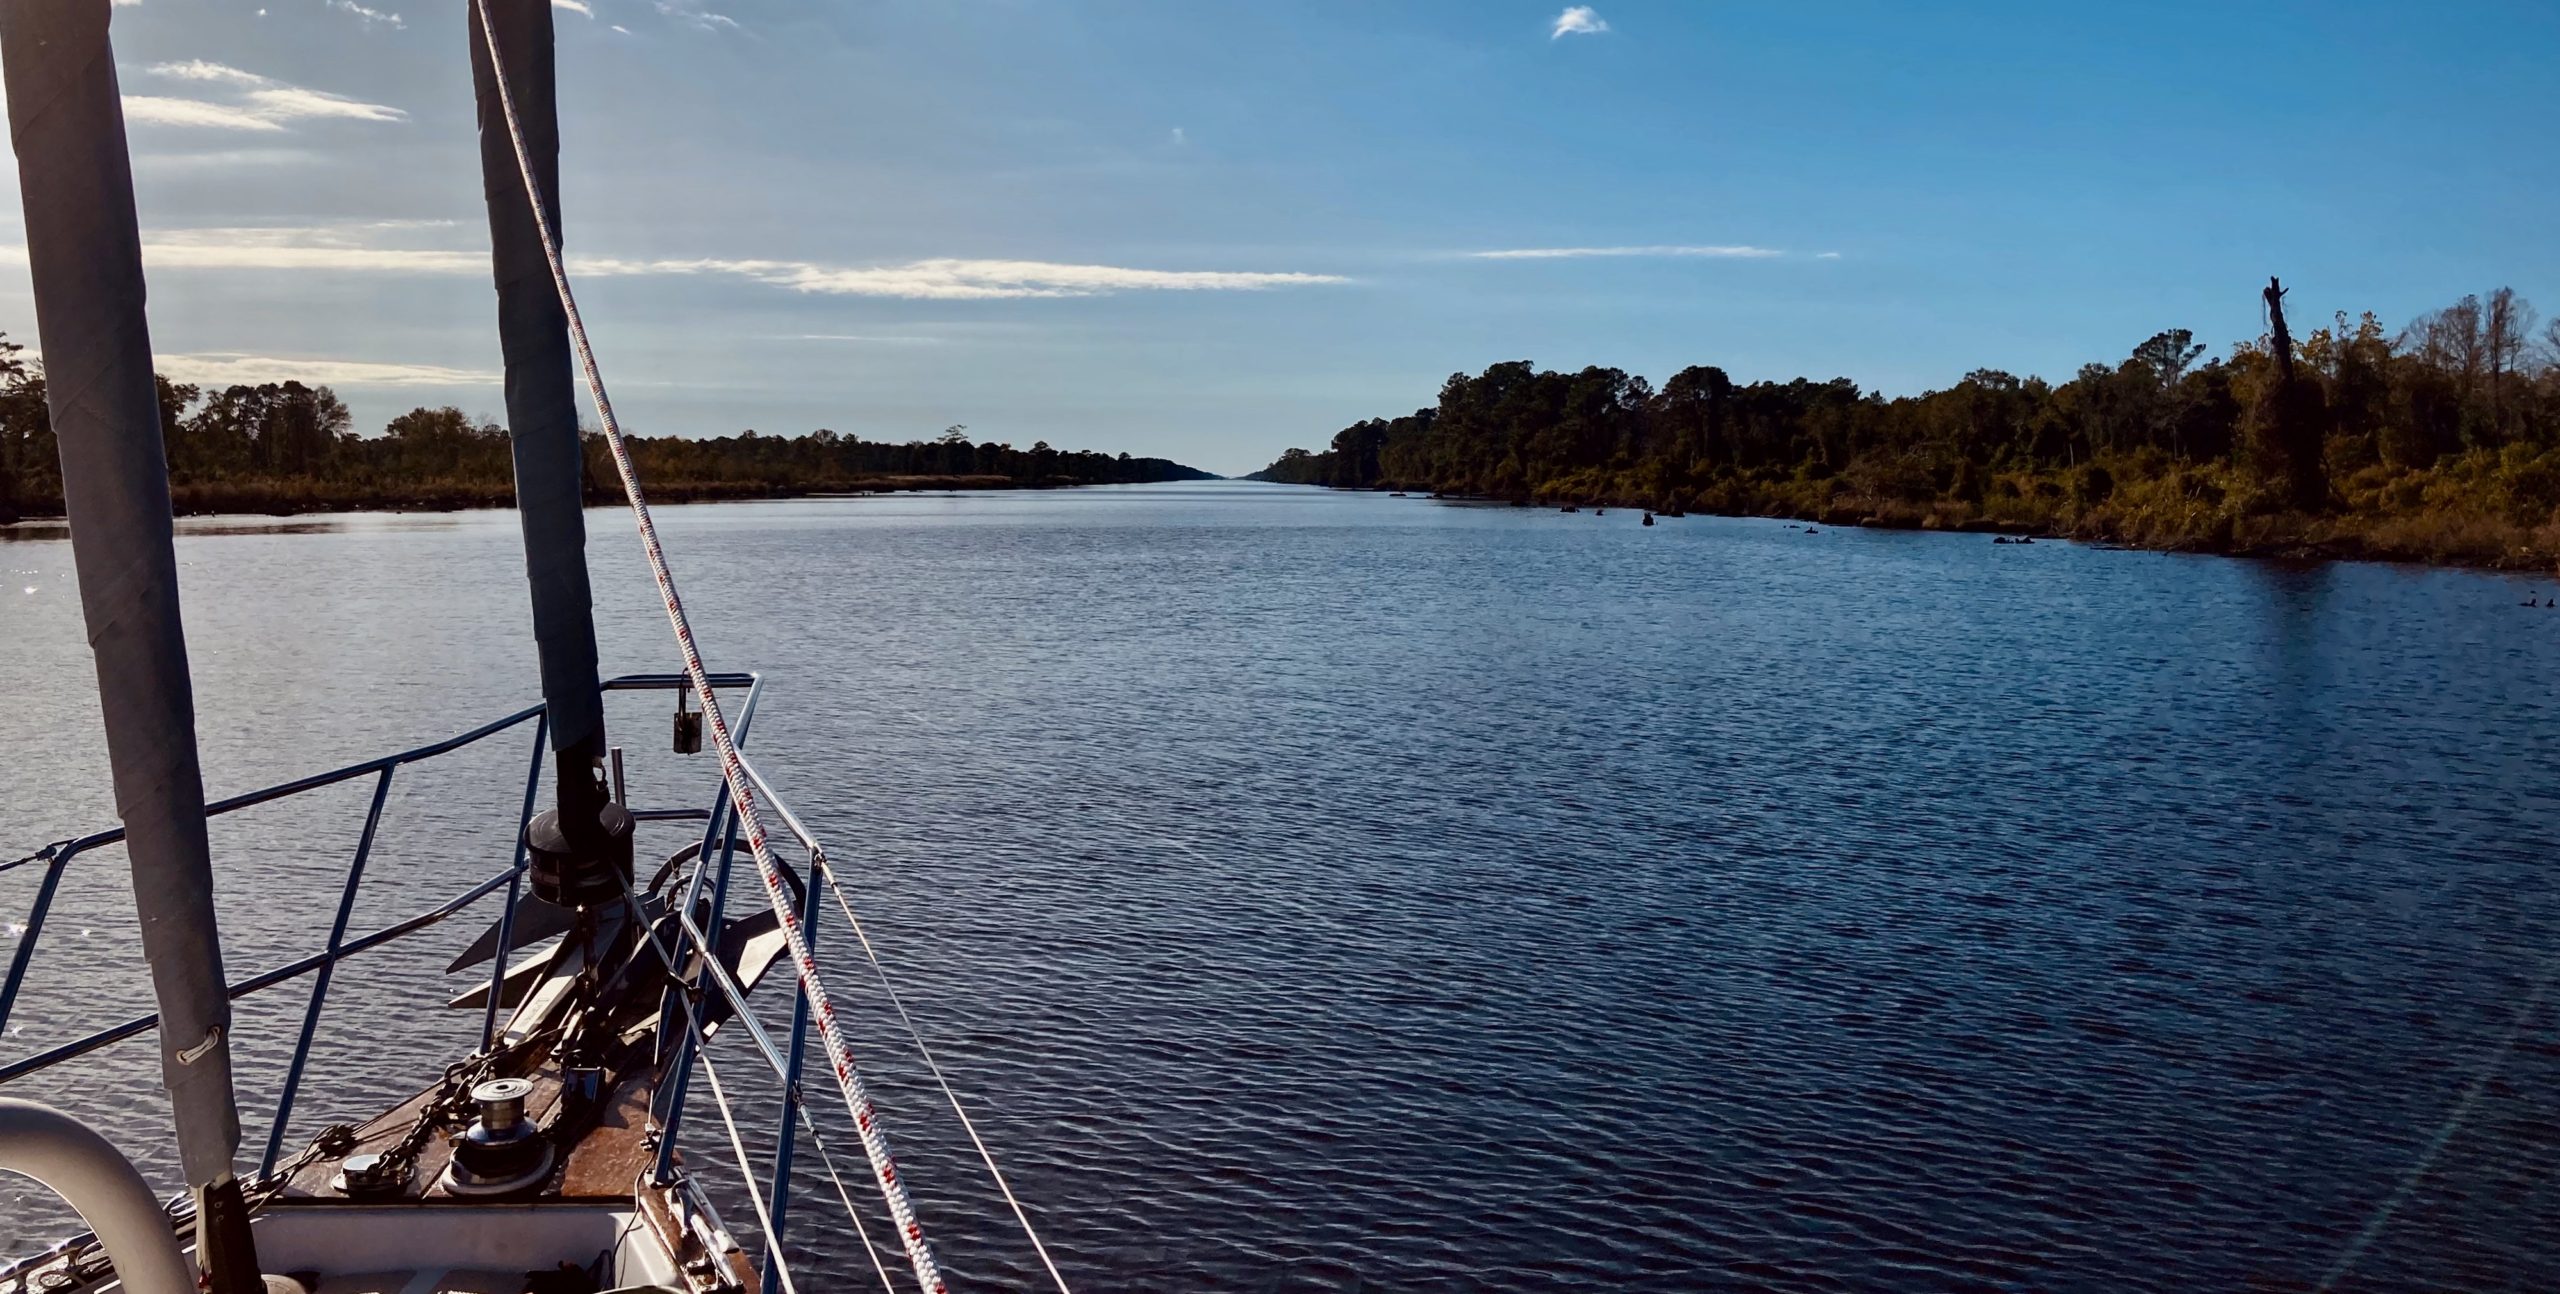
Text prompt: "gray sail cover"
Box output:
[[1, 0, 242, 1184], [471, 0, 607, 768]]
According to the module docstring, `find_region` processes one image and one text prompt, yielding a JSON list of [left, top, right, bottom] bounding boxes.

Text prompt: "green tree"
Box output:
[[0, 334, 48, 518]]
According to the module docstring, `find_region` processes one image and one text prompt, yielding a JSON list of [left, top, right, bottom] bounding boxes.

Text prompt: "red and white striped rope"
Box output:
[[466, 5, 944, 1291], [735, 762, 1074, 1294]]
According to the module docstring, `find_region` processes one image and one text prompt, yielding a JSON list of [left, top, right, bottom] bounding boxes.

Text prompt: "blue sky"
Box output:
[[3, 0, 2555, 475]]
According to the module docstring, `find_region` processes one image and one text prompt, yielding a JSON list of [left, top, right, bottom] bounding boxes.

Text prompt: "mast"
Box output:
[[0, 2, 261, 1288], [470, 0, 626, 878]]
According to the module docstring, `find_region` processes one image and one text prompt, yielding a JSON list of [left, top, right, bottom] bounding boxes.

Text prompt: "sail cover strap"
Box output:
[[463, 4, 945, 1291]]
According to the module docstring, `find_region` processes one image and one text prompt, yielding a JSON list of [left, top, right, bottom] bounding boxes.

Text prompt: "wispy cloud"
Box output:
[[122, 96, 286, 132], [154, 353, 495, 388], [1816, 251, 1842, 260], [138, 226, 481, 273], [325, 0, 404, 29], [126, 62, 404, 131], [553, 0, 593, 14], [1469, 245, 1783, 260], [243, 87, 406, 123], [146, 59, 271, 86], [133, 147, 327, 172], [787, 334, 950, 345], [14, 223, 1350, 301], [573, 255, 1346, 300], [654, 0, 738, 31], [1551, 6, 1608, 38]]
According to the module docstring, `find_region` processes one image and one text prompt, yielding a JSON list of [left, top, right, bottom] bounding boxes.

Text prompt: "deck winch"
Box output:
[[441, 1077, 553, 1197]]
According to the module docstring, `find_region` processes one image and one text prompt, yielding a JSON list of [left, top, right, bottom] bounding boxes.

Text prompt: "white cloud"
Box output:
[[146, 61, 271, 86], [574, 255, 1348, 300], [788, 334, 949, 345], [326, 0, 404, 29], [0, 224, 470, 272], [145, 239, 482, 274], [553, 0, 593, 14], [244, 87, 406, 123], [1551, 6, 1608, 38], [610, 23, 632, 34], [1170, 126, 1187, 146], [3, 222, 1347, 301], [1469, 245, 1782, 260], [165, 245, 471, 273], [654, 1, 737, 31], [1816, 251, 1842, 260], [125, 63, 402, 132], [122, 96, 287, 132], [155, 353, 495, 388], [132, 147, 325, 171]]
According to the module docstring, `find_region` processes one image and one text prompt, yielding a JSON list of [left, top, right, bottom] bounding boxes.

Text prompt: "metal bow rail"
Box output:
[[0, 672, 758, 1184]]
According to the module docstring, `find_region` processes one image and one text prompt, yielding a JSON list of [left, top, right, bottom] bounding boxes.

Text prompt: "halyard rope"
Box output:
[[619, 872, 905, 1294], [467, 5, 944, 1289], [692, 1032, 801, 1294], [735, 760, 1075, 1294]]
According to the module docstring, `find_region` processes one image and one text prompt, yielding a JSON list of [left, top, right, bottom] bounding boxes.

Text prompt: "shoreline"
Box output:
[[1366, 485, 2560, 575], [0, 472, 1201, 524]]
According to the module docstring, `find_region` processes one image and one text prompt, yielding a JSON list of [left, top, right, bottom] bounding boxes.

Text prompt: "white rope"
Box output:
[[730, 759, 1073, 1294], [466, 6, 943, 1290], [816, 857, 1075, 1294], [692, 1037, 799, 1294], [800, 1081, 906, 1294], [622, 872, 903, 1294]]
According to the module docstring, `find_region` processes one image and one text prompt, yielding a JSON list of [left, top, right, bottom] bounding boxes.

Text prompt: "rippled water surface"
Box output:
[[7, 483, 2560, 1291]]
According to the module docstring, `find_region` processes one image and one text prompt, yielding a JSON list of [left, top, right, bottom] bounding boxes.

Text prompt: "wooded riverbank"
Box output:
[[0, 334, 1214, 521], [1254, 282, 2560, 572], [50, 471, 1174, 521], [1367, 473, 2560, 571]]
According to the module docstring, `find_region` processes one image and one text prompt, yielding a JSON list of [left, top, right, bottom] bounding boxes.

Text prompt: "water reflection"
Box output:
[[2, 513, 483, 543]]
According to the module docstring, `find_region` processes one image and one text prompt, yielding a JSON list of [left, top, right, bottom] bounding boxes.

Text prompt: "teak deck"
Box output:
[[274, 1050, 664, 1204]]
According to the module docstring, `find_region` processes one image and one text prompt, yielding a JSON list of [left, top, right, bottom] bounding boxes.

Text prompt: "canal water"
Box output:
[[6, 482, 2559, 1290]]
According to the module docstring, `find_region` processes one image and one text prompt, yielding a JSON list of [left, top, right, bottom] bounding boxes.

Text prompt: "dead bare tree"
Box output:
[[2258, 277, 2328, 511], [2485, 287, 2538, 439]]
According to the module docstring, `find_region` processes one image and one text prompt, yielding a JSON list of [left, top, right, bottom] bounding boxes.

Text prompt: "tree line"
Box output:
[[1252, 283, 2560, 567], [0, 336, 1212, 521]]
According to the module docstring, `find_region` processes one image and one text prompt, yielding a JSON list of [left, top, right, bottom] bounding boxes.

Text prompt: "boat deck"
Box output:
[[273, 1052, 660, 1204]]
